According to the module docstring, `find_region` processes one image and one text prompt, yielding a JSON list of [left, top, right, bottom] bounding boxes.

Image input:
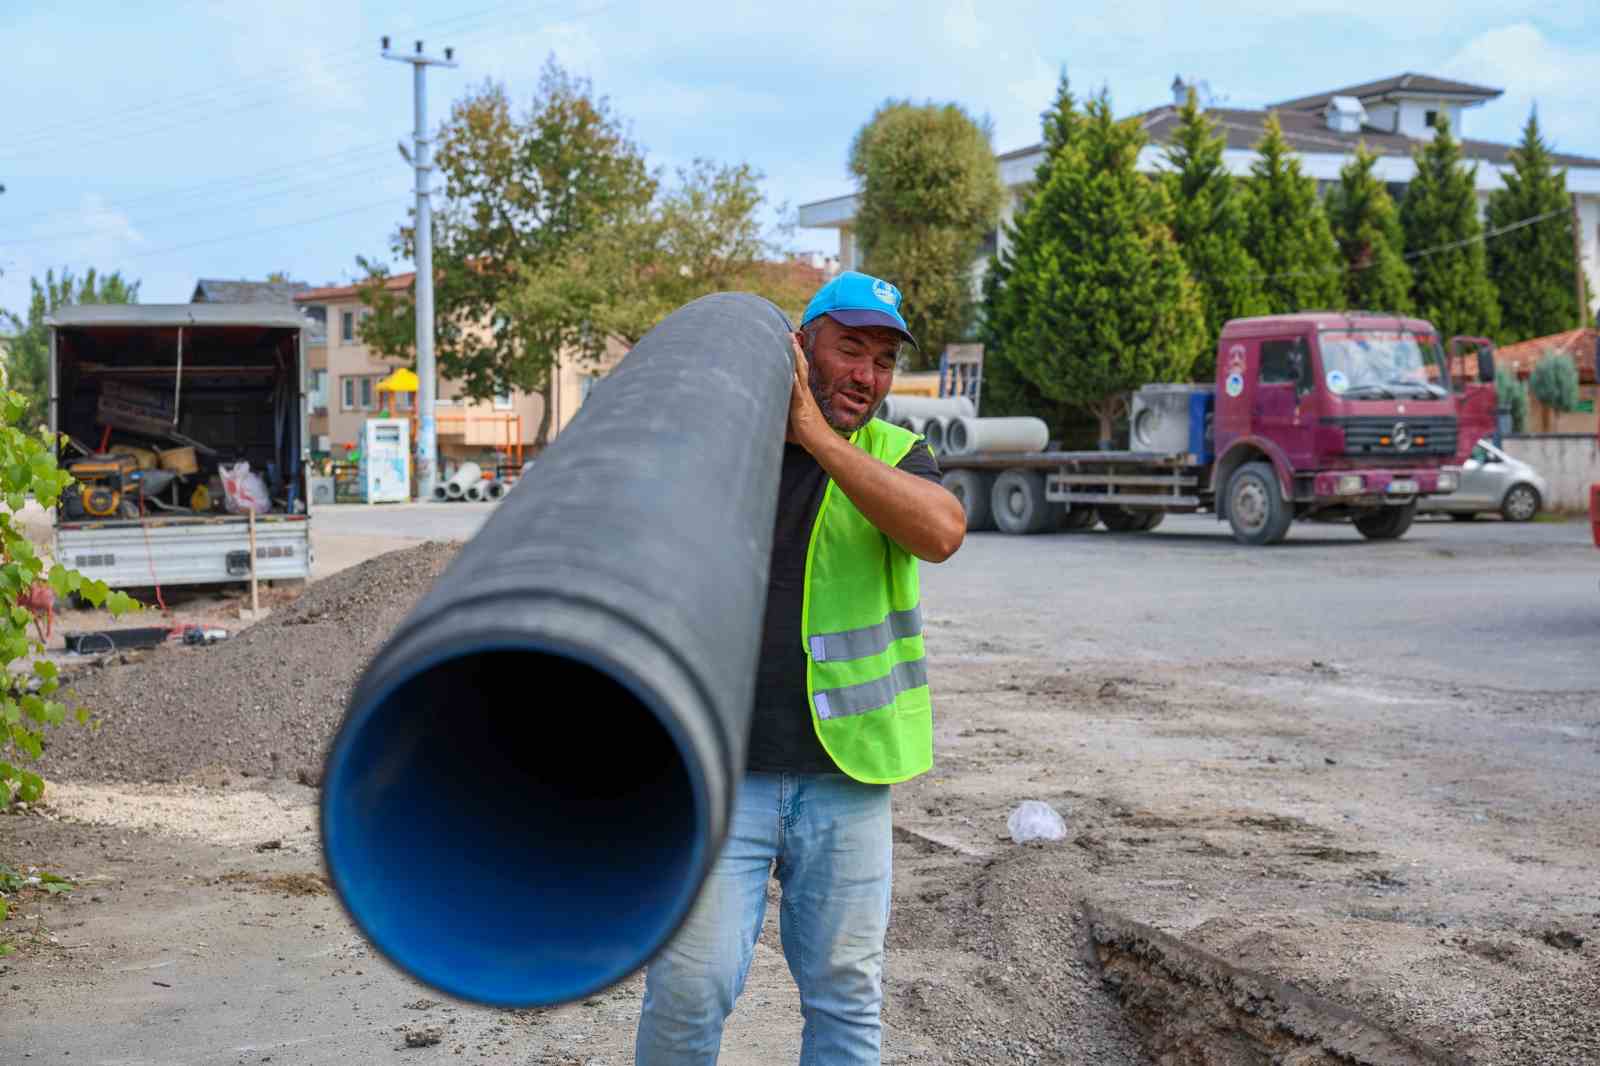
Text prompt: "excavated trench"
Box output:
[[1083, 904, 1462, 1066]]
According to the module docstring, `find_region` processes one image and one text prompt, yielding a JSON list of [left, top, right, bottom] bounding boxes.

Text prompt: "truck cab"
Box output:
[[1211, 313, 1470, 543]]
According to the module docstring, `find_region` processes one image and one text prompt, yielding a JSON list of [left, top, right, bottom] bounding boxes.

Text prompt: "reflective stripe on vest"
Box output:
[[814, 657, 928, 721], [807, 605, 923, 664]]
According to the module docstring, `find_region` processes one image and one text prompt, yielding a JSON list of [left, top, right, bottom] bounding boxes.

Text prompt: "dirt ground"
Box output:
[[3, 532, 1598, 1064]]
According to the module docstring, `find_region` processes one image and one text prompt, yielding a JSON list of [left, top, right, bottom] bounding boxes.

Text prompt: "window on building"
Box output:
[[309, 369, 328, 412], [341, 310, 355, 342], [396, 390, 414, 411], [493, 390, 514, 410], [360, 378, 374, 409], [1425, 110, 1439, 129], [342, 377, 356, 410]]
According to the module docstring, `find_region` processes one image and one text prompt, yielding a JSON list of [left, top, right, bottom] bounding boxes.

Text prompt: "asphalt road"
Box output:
[[926, 513, 1599, 693], [312, 502, 1599, 693]]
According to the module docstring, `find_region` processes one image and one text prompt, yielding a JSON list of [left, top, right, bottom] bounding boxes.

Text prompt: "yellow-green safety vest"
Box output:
[[801, 417, 933, 784]]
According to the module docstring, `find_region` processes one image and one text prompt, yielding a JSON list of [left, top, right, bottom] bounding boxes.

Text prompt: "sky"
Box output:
[[3, 0, 1596, 316]]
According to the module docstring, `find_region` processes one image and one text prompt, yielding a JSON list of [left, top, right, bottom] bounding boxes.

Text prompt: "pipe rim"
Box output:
[[322, 606, 727, 1008]]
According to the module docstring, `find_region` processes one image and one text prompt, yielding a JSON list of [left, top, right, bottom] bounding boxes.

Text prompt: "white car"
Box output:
[[1420, 439, 1548, 522]]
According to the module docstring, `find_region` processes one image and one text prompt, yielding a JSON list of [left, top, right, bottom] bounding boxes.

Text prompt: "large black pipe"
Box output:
[[320, 293, 796, 1007]]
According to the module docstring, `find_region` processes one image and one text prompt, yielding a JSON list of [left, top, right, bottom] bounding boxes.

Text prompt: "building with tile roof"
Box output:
[[800, 72, 1600, 330]]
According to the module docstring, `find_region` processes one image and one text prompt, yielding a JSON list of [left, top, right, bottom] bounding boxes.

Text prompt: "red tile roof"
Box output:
[[295, 272, 415, 303], [1496, 328, 1598, 383]]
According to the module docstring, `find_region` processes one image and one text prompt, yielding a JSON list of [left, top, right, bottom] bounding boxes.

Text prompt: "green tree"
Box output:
[[849, 100, 1004, 368], [1486, 111, 1581, 340], [1162, 88, 1268, 376], [2, 269, 140, 431], [1325, 142, 1412, 313], [1528, 350, 1579, 430], [1400, 114, 1500, 341], [1495, 365, 1528, 434], [985, 83, 1206, 443], [1241, 113, 1345, 313], [511, 159, 816, 356], [358, 60, 657, 444]]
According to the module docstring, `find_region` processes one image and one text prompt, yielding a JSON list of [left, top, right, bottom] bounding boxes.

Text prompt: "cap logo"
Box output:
[[871, 278, 898, 306]]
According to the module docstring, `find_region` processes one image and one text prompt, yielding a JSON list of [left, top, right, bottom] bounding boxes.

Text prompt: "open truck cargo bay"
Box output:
[[48, 304, 312, 589]]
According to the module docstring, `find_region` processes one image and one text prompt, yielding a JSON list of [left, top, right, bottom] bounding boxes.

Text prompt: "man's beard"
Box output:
[[808, 360, 879, 432]]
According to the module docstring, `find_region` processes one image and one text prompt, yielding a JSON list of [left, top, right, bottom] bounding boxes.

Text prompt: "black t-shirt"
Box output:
[[746, 435, 943, 775]]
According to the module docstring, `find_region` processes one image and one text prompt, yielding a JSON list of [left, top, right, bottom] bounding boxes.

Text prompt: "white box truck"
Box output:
[[47, 304, 313, 589]]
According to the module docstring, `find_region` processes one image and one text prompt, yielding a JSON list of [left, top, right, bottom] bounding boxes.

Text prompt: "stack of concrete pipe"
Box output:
[[943, 416, 1049, 457], [881, 393, 974, 429], [444, 462, 482, 500]]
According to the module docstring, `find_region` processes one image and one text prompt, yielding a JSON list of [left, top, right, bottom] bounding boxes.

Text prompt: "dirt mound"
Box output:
[[38, 541, 460, 785]]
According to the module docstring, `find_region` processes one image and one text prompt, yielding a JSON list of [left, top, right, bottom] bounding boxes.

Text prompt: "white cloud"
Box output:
[[1441, 23, 1599, 151]]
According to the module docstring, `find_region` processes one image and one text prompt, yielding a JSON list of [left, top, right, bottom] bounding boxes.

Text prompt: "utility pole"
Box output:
[[383, 36, 457, 502], [1572, 193, 1589, 329]]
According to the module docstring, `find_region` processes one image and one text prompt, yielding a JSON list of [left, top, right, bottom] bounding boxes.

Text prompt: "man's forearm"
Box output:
[[807, 432, 966, 563]]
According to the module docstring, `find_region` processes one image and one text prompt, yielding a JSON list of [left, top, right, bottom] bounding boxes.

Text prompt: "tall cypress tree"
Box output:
[[1163, 88, 1268, 377], [1325, 142, 1412, 313], [1399, 114, 1500, 341], [985, 87, 1206, 444], [1486, 111, 1581, 340], [1241, 113, 1345, 313]]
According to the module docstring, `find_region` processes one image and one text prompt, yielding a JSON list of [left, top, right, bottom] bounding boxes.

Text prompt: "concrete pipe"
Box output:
[[485, 480, 507, 501], [894, 415, 927, 436], [880, 393, 974, 425], [431, 484, 450, 502], [923, 415, 950, 455], [445, 462, 483, 500], [320, 293, 796, 1009], [945, 416, 1050, 457], [465, 481, 487, 502]]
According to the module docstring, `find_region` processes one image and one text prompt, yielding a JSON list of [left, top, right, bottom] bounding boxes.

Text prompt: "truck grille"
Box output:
[[1324, 415, 1457, 457]]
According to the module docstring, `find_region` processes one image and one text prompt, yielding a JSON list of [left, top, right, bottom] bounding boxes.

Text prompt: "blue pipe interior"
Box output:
[[323, 649, 705, 1007]]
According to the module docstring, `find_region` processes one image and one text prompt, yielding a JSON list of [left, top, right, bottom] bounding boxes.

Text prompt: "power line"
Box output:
[[0, 0, 545, 155], [0, 1, 615, 163], [1201, 207, 1570, 285], [118, 199, 406, 261], [0, 159, 408, 246]]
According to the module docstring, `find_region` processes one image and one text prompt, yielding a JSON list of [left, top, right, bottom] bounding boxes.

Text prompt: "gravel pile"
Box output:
[[38, 541, 460, 784]]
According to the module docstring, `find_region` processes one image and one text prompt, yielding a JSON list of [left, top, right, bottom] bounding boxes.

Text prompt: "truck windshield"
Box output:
[[1319, 330, 1447, 399]]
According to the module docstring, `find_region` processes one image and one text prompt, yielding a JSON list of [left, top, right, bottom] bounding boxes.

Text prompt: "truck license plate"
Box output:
[[1388, 479, 1419, 494]]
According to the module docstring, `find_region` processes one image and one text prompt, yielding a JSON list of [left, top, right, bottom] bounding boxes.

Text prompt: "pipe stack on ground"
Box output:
[[944, 416, 1050, 457], [879, 393, 974, 425], [444, 462, 482, 500], [320, 293, 796, 1009]]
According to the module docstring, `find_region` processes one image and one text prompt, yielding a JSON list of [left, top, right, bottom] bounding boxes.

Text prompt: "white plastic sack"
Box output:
[[219, 461, 272, 515], [1007, 800, 1066, 844]]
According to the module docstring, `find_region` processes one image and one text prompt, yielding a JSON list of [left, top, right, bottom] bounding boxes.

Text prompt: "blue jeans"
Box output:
[[635, 771, 894, 1066]]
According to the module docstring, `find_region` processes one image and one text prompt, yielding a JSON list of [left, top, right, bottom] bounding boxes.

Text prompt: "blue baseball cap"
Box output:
[[800, 271, 918, 349]]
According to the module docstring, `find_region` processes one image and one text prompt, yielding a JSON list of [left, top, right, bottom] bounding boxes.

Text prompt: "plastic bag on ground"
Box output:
[[1007, 800, 1066, 843], [219, 461, 272, 515]]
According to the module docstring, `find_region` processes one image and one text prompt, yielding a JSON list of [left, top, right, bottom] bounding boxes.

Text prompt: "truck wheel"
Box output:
[[942, 469, 996, 531], [1226, 462, 1293, 545], [1500, 483, 1540, 522], [1355, 502, 1416, 540], [1137, 511, 1165, 532], [1060, 506, 1098, 531], [991, 470, 1054, 535]]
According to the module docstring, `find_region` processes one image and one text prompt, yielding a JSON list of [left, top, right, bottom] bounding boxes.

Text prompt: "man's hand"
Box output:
[[787, 333, 831, 451]]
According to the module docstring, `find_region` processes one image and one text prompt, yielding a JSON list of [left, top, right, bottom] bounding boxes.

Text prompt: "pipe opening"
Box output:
[[947, 418, 970, 454], [323, 649, 707, 1007]]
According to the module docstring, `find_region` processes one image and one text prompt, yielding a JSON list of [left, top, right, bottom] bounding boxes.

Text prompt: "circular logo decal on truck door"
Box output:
[[1225, 372, 1245, 398]]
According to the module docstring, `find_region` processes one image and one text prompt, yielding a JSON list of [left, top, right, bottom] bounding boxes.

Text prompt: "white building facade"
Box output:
[[799, 74, 1600, 330]]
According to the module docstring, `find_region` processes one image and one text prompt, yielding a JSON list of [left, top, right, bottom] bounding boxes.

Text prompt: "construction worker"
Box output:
[[636, 272, 967, 1064]]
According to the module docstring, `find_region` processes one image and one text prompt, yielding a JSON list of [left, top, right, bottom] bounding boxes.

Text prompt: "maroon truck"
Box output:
[[940, 312, 1498, 545]]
